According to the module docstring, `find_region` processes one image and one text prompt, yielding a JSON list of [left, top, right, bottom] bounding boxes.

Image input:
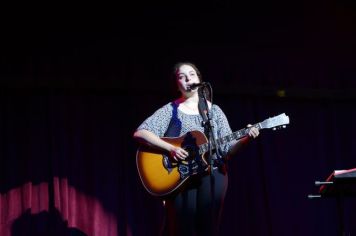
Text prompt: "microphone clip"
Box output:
[[188, 82, 208, 90]]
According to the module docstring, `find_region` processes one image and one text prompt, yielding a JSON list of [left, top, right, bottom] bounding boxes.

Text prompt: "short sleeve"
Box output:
[[213, 105, 233, 156], [136, 103, 172, 137]]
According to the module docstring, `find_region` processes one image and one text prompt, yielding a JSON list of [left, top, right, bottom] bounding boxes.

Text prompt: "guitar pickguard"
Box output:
[[162, 154, 175, 173], [162, 132, 208, 180]]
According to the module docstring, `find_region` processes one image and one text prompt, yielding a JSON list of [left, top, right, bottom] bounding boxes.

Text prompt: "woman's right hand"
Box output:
[[169, 146, 189, 162], [133, 129, 189, 161]]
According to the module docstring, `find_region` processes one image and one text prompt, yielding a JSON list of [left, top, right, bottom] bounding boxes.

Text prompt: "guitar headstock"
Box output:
[[260, 113, 290, 130]]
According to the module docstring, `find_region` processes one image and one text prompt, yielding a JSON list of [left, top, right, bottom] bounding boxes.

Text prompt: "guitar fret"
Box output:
[[198, 115, 289, 154], [233, 131, 241, 139]]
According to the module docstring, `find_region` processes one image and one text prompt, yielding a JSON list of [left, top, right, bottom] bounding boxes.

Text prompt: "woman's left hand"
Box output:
[[247, 124, 259, 139]]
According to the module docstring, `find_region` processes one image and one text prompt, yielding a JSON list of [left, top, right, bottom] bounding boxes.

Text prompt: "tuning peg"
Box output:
[[283, 125, 286, 128], [273, 127, 276, 131]]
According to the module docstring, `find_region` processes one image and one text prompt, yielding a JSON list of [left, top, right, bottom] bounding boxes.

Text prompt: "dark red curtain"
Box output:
[[0, 93, 125, 236], [1, 90, 356, 236]]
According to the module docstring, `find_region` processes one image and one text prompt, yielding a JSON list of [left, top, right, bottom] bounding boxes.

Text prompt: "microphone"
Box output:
[[188, 82, 208, 90]]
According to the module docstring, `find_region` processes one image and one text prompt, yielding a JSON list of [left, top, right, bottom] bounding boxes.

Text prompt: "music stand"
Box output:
[[308, 168, 356, 236]]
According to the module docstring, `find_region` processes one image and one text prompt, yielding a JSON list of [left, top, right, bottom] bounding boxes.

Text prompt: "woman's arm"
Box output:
[[228, 125, 259, 156], [133, 129, 188, 161]]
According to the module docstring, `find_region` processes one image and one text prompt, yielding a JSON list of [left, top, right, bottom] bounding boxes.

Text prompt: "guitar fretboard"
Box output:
[[198, 123, 262, 154]]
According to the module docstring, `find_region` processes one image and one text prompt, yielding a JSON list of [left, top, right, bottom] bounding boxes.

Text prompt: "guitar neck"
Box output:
[[198, 122, 262, 154]]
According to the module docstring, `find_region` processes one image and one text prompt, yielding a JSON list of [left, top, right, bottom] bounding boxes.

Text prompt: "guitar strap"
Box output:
[[163, 102, 181, 138]]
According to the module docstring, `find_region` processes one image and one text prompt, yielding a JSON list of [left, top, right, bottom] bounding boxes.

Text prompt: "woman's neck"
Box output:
[[175, 93, 199, 115], [180, 93, 199, 104], [176, 92, 212, 115]]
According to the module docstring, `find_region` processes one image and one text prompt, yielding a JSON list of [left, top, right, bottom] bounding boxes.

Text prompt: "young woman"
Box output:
[[133, 62, 259, 236]]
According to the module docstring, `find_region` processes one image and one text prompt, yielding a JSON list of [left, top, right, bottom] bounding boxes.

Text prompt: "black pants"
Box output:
[[161, 170, 228, 236]]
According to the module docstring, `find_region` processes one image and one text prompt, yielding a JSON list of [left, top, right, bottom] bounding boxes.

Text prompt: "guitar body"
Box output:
[[136, 130, 209, 197]]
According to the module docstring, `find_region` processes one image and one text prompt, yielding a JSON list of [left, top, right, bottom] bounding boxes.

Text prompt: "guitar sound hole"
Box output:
[[183, 145, 198, 161]]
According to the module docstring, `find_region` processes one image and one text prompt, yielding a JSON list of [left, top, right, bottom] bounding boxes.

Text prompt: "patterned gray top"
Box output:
[[137, 101, 234, 157]]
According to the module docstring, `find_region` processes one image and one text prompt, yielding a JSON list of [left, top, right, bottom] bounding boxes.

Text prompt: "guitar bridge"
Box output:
[[177, 158, 208, 179]]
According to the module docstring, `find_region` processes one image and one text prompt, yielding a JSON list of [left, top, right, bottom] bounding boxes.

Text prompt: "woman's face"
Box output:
[[175, 64, 200, 95]]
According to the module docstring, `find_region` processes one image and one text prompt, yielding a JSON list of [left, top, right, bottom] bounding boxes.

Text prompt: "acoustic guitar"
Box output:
[[136, 113, 290, 197]]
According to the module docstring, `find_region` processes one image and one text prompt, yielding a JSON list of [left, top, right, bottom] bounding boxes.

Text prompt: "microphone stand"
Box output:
[[198, 84, 218, 173], [198, 83, 221, 231]]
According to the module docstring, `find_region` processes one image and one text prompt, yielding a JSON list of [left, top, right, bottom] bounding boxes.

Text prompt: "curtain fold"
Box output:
[[0, 183, 49, 236]]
